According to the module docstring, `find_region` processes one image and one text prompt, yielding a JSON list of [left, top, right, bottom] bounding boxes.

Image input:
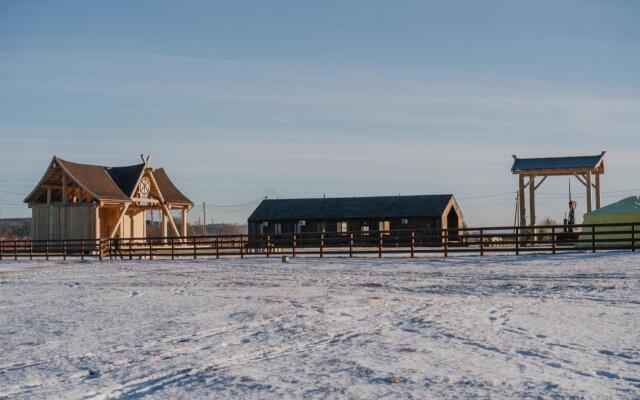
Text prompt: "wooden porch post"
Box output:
[[181, 208, 188, 237], [161, 211, 168, 238], [518, 174, 526, 227], [595, 173, 601, 210], [529, 175, 536, 228], [586, 171, 593, 213]]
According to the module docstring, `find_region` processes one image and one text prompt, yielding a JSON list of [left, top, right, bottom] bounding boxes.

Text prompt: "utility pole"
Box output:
[[202, 202, 206, 236]]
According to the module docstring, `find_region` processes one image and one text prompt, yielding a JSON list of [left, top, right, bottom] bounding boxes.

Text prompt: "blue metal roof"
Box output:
[[511, 153, 605, 173]]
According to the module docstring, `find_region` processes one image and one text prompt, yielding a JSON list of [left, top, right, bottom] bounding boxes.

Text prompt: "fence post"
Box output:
[[240, 236, 244, 259], [349, 233, 353, 258], [480, 229, 484, 256], [98, 240, 103, 261], [193, 237, 197, 260], [45, 240, 48, 261], [444, 230, 448, 258], [592, 225, 596, 253], [515, 227, 520, 256], [266, 235, 271, 258], [632, 224, 636, 252], [63, 240, 67, 261], [320, 233, 324, 258], [216, 237, 220, 259], [293, 234, 297, 258], [81, 240, 85, 261], [0, 241, 3, 260], [552, 227, 556, 255], [170, 238, 175, 260], [378, 232, 383, 258], [411, 231, 415, 258]]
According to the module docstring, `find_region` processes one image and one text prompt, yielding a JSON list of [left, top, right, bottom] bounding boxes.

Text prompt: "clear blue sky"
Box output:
[[1, 0, 639, 224]]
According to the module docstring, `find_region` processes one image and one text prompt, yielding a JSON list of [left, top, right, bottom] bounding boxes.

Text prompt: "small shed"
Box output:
[[24, 155, 193, 241], [248, 194, 463, 242], [579, 196, 640, 247]]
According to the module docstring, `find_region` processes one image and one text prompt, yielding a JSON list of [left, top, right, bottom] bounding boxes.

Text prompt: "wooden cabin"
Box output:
[[24, 155, 193, 241], [247, 194, 463, 243]]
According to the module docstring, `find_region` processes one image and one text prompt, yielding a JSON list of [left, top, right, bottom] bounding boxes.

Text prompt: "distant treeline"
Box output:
[[146, 221, 247, 237], [0, 218, 247, 240], [0, 218, 31, 240]]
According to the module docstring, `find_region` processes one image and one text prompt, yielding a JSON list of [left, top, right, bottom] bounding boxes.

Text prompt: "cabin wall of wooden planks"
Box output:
[[31, 204, 97, 241]]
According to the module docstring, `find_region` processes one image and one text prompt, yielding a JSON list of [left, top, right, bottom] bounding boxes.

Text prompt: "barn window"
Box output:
[[379, 220, 390, 235], [361, 223, 370, 236], [337, 221, 348, 233]]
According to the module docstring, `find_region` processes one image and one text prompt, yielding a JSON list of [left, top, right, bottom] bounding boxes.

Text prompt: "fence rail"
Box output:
[[1, 222, 638, 261]]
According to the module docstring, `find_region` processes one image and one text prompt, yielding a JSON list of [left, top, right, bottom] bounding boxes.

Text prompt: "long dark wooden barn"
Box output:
[[247, 194, 463, 245]]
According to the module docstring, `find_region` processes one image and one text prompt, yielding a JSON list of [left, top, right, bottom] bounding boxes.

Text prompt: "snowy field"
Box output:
[[1, 253, 639, 399]]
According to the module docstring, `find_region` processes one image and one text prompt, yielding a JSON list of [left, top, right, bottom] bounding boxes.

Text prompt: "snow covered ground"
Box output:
[[0, 252, 639, 399]]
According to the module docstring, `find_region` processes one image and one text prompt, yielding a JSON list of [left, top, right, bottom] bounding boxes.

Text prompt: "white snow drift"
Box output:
[[0, 253, 639, 399]]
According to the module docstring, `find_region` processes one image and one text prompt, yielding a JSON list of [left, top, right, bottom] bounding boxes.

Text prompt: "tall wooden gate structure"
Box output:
[[511, 152, 606, 228]]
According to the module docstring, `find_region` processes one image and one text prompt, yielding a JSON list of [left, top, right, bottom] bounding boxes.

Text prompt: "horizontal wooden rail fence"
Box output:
[[1, 222, 638, 261]]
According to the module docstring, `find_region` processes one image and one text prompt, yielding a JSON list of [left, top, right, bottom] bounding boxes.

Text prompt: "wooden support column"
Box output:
[[586, 171, 593, 213], [518, 174, 526, 227], [529, 175, 536, 227], [181, 208, 188, 237], [160, 204, 181, 239], [109, 203, 130, 238], [161, 212, 168, 238], [595, 173, 601, 210]]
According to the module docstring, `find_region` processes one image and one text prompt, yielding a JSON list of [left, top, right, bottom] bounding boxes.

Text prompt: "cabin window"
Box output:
[[295, 220, 305, 234], [261, 222, 268, 234], [275, 223, 282, 234], [361, 223, 369, 236], [379, 220, 390, 235], [402, 218, 408, 225], [337, 221, 348, 233]]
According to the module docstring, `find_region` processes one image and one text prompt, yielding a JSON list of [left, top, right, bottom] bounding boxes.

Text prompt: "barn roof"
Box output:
[[511, 152, 605, 173], [248, 194, 456, 221], [25, 156, 192, 205], [153, 168, 193, 205]]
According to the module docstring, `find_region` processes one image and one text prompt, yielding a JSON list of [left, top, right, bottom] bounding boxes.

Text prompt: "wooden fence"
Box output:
[[0, 222, 638, 261]]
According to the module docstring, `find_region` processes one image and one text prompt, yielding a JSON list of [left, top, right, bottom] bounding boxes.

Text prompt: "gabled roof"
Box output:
[[248, 194, 456, 221], [511, 152, 605, 173], [106, 164, 146, 198], [25, 156, 192, 206]]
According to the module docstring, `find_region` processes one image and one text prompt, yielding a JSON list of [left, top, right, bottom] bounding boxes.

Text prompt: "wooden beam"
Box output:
[[514, 168, 599, 176], [46, 187, 51, 205], [161, 203, 181, 238], [595, 173, 601, 209], [108, 203, 130, 239], [529, 176, 536, 227], [146, 170, 165, 203], [181, 208, 188, 237], [586, 171, 592, 213], [518, 174, 526, 227], [130, 197, 160, 204], [574, 174, 588, 187], [534, 175, 547, 190]]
